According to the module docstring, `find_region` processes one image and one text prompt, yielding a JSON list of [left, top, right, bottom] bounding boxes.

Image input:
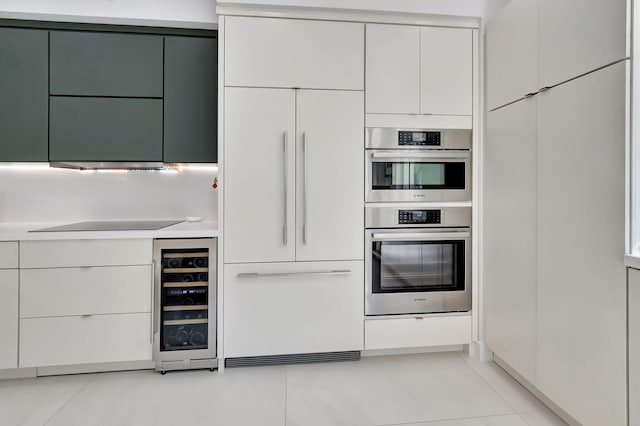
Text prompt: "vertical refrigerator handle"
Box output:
[[283, 132, 289, 245], [303, 132, 308, 245]]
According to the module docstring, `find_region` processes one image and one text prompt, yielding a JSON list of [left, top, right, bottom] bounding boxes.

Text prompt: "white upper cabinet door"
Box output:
[[486, 0, 538, 110], [224, 17, 364, 90], [0, 270, 18, 369], [484, 98, 538, 385], [295, 90, 364, 262], [420, 27, 473, 116], [365, 24, 420, 114], [536, 62, 626, 426], [224, 87, 296, 263], [538, 0, 627, 88]]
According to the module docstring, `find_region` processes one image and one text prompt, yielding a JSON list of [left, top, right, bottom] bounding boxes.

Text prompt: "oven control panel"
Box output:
[[398, 131, 441, 146], [398, 209, 441, 225]]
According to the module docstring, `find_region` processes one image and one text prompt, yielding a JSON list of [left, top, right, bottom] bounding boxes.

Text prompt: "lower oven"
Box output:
[[365, 205, 471, 316]]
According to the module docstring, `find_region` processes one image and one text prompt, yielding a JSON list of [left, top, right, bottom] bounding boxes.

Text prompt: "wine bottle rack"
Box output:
[[160, 248, 210, 351]]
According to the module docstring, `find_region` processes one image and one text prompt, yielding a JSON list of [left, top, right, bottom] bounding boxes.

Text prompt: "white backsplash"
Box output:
[[0, 165, 218, 223]]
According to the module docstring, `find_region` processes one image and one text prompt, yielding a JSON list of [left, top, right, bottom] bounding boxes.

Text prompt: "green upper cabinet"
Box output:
[[0, 28, 48, 162], [49, 97, 162, 162], [50, 31, 163, 97], [164, 36, 218, 163]]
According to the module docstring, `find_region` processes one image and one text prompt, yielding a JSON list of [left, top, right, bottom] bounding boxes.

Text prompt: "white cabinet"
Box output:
[[484, 98, 538, 384], [0, 242, 18, 369], [487, 0, 628, 110], [18, 239, 153, 368], [364, 315, 471, 351], [538, 0, 627, 88], [0, 269, 18, 369], [365, 24, 420, 114], [0, 242, 18, 269], [20, 265, 151, 318], [224, 87, 363, 264], [223, 88, 295, 264], [224, 261, 363, 358], [224, 17, 364, 90], [630, 268, 640, 426], [486, 0, 538, 110], [20, 314, 151, 367], [365, 24, 472, 116], [536, 62, 626, 425], [20, 239, 152, 268], [420, 27, 472, 116]]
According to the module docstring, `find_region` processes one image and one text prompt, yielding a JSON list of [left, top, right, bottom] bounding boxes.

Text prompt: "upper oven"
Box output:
[[365, 128, 472, 203]]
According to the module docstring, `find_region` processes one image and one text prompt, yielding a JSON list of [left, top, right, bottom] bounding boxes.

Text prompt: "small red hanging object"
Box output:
[[212, 176, 218, 189]]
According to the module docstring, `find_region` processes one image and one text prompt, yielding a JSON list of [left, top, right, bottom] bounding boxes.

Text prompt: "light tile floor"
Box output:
[[0, 351, 567, 426]]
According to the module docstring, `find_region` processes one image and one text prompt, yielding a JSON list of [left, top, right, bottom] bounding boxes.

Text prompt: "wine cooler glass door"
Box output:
[[160, 248, 210, 351]]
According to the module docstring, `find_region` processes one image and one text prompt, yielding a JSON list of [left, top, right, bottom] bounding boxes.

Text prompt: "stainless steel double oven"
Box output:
[[365, 128, 472, 316]]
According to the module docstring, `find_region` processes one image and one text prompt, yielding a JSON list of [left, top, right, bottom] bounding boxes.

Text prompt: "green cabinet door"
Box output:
[[0, 28, 48, 161], [50, 31, 163, 97], [164, 36, 218, 163], [49, 97, 162, 161]]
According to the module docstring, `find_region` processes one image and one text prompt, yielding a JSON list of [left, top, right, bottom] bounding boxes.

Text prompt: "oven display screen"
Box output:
[[398, 131, 441, 146], [398, 210, 441, 224]]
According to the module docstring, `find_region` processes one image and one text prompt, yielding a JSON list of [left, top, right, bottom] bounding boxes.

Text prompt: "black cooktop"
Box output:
[[30, 220, 184, 232]]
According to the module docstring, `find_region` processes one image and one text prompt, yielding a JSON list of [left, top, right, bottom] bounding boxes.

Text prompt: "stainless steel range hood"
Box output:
[[50, 161, 166, 171]]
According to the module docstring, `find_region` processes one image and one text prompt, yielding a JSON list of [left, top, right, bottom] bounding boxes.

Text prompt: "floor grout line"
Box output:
[[284, 365, 288, 426], [42, 373, 97, 426], [377, 411, 530, 426], [452, 350, 523, 416], [453, 351, 566, 424]]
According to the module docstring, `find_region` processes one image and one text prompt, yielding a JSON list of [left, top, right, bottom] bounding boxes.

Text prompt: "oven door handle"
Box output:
[[371, 151, 470, 159], [372, 232, 470, 241]]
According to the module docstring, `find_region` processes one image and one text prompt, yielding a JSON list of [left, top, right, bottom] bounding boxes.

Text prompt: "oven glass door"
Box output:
[[371, 160, 465, 190], [371, 238, 465, 294]]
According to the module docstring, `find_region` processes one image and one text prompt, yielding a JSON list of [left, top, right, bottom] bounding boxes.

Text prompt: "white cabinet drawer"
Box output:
[[20, 239, 152, 268], [365, 315, 471, 350], [0, 242, 18, 269], [224, 261, 364, 358], [225, 17, 364, 90], [21, 265, 151, 318], [0, 270, 18, 369], [20, 313, 152, 367]]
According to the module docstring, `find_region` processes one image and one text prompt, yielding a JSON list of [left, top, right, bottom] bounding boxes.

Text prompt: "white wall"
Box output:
[[0, 166, 217, 223], [483, 0, 512, 22], [0, 0, 217, 28]]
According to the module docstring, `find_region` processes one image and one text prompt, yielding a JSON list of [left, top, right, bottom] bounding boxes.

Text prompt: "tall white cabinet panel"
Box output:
[[630, 268, 640, 426], [224, 17, 364, 90], [296, 90, 363, 261], [484, 98, 537, 384], [224, 88, 363, 264], [420, 27, 472, 116], [0, 270, 18, 369], [536, 62, 626, 425], [224, 261, 364, 357], [538, 0, 627, 87], [365, 24, 420, 114], [224, 87, 296, 264], [486, 0, 538, 110]]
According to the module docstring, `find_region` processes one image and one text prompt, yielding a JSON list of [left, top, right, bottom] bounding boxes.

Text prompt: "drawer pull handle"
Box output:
[[237, 270, 351, 279], [80, 314, 93, 318]]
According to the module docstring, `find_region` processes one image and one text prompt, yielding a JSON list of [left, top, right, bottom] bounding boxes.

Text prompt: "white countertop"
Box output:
[[0, 220, 218, 241]]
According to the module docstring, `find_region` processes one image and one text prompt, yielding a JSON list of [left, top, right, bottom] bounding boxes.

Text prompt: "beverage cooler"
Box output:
[[153, 238, 217, 373]]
